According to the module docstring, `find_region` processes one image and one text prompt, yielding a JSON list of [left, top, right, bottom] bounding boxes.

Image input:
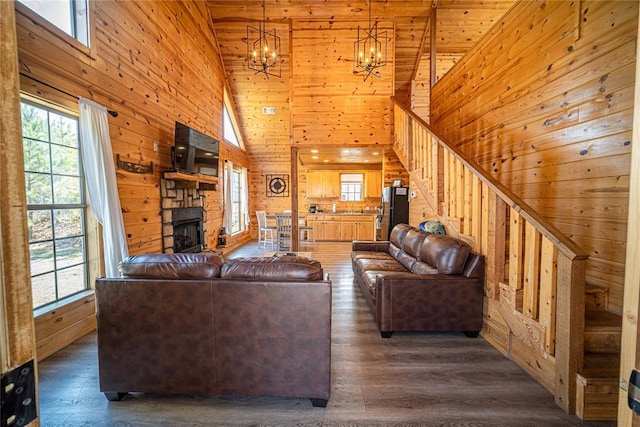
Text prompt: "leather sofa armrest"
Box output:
[[375, 274, 484, 334], [352, 240, 390, 252]]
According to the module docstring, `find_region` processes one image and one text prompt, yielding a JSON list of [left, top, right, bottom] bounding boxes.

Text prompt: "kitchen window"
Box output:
[[341, 173, 364, 201]]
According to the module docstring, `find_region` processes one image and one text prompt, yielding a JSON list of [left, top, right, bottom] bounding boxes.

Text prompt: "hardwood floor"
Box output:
[[38, 242, 613, 426]]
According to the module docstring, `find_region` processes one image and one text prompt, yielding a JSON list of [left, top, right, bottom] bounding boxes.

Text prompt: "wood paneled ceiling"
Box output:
[[207, 1, 515, 166]]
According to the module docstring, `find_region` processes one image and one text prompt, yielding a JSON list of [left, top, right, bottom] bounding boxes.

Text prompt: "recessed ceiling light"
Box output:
[[364, 160, 369, 163], [310, 149, 319, 153], [312, 155, 319, 159], [323, 159, 329, 163], [372, 151, 379, 155]]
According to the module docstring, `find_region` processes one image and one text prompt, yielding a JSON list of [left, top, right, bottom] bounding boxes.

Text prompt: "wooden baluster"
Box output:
[[471, 174, 482, 248], [523, 222, 541, 319], [485, 191, 507, 299], [509, 208, 525, 296], [539, 236, 558, 355]]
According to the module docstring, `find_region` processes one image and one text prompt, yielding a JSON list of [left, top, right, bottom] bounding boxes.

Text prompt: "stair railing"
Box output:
[[392, 97, 589, 414]]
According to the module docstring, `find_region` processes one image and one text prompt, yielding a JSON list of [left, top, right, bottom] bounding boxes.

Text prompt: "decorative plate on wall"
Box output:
[[266, 174, 289, 197]]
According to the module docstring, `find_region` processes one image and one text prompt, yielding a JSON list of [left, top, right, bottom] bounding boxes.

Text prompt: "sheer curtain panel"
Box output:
[[78, 98, 128, 277], [223, 160, 233, 234]]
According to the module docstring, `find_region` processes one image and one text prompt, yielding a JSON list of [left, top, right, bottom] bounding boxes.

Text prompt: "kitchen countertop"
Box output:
[[312, 211, 377, 216]]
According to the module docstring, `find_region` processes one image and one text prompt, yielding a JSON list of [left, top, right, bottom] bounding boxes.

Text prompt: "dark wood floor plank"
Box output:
[[37, 241, 613, 426]]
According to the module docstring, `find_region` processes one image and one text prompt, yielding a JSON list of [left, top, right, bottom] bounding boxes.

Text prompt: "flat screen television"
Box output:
[[173, 122, 220, 177]]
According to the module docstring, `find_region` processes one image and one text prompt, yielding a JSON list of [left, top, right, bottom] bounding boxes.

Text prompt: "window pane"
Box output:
[[55, 237, 84, 269], [51, 144, 80, 175], [21, 104, 49, 140], [25, 172, 53, 205], [223, 106, 240, 146], [53, 209, 83, 238], [20, 0, 73, 34], [32, 272, 57, 308], [57, 265, 86, 299], [49, 112, 78, 147], [53, 175, 82, 204], [30, 241, 55, 276], [28, 210, 53, 242], [23, 139, 51, 173]]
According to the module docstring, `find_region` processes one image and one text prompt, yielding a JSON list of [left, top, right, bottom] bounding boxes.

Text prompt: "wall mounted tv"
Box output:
[[173, 122, 220, 177]]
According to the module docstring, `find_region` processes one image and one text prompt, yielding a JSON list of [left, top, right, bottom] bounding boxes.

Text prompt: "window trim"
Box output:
[[340, 173, 364, 201], [15, 0, 97, 60]]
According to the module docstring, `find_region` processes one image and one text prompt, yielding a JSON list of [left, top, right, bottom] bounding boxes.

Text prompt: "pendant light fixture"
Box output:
[[246, 0, 281, 78], [353, 0, 387, 81]]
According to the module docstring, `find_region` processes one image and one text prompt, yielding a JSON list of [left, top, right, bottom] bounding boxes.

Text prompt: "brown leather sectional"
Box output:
[[95, 253, 332, 407], [352, 223, 485, 338]]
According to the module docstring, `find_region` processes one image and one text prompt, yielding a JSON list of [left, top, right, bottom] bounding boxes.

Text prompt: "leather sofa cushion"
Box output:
[[419, 234, 470, 275], [351, 251, 395, 262], [388, 224, 412, 259], [355, 258, 408, 273], [221, 256, 323, 281], [118, 253, 224, 279], [411, 261, 438, 275], [402, 229, 428, 258]]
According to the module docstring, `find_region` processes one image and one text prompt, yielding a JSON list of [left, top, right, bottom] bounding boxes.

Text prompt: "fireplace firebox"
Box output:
[[171, 207, 204, 253]]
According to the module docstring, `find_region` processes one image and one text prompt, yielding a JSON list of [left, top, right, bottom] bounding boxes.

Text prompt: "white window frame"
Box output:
[[21, 98, 91, 310]]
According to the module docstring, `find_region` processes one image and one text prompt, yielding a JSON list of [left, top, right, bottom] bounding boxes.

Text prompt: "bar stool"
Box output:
[[256, 210, 275, 249]]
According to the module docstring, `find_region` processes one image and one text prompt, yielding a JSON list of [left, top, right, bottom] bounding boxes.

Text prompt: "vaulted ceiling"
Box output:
[[207, 1, 516, 166]]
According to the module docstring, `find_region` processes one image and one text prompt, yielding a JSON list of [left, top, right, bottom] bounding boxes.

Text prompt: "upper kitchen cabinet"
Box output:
[[307, 171, 339, 198], [365, 171, 382, 199]]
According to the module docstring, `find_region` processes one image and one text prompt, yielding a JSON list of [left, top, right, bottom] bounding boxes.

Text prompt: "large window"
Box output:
[[341, 173, 364, 201], [223, 89, 242, 148], [21, 100, 89, 309], [19, 0, 89, 46]]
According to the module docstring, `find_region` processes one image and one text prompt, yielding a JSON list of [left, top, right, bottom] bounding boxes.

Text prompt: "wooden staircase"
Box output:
[[577, 286, 622, 420], [390, 97, 622, 421]]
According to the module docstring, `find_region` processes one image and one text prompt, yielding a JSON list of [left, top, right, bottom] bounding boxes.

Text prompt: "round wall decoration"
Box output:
[[266, 174, 289, 197]]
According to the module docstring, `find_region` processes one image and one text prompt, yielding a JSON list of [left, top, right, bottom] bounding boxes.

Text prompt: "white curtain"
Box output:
[[78, 98, 128, 277], [241, 167, 249, 230], [223, 160, 233, 234]]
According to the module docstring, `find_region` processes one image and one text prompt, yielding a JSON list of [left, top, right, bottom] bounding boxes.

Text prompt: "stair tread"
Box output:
[[579, 352, 620, 379], [585, 310, 621, 331]]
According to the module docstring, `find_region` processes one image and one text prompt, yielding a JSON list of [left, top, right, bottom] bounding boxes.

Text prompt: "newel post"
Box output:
[[554, 253, 586, 413]]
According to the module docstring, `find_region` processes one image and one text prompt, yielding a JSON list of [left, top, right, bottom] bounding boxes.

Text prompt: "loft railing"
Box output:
[[391, 97, 589, 414]]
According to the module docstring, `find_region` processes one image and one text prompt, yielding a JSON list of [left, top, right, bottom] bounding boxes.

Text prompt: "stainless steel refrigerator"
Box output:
[[376, 186, 409, 241]]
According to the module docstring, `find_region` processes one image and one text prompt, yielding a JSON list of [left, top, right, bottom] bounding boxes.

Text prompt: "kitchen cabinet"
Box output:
[[307, 171, 339, 198], [365, 171, 382, 199], [316, 214, 375, 241]]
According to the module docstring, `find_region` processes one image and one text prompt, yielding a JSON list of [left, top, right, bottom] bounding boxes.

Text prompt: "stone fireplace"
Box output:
[[161, 178, 208, 253]]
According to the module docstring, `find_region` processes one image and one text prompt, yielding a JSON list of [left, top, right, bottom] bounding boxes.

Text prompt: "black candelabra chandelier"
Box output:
[[246, 0, 281, 78], [353, 0, 388, 81]]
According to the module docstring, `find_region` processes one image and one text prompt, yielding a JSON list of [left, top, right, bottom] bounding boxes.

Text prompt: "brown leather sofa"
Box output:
[[95, 253, 331, 407], [352, 223, 484, 338]]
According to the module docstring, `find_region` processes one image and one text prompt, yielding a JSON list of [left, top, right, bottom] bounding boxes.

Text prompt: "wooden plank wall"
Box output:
[[430, 0, 638, 315], [15, 1, 248, 356], [16, 0, 248, 256], [218, 18, 397, 234]]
